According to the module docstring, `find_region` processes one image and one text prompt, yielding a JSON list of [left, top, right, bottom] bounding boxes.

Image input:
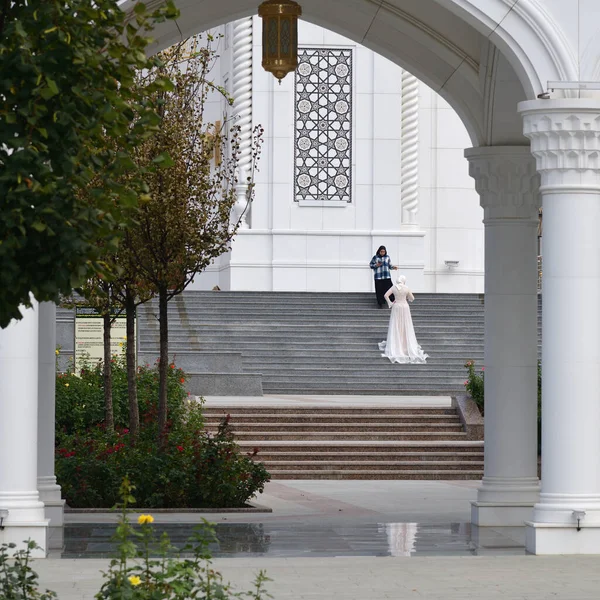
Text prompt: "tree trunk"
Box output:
[[103, 312, 114, 431], [158, 285, 169, 442], [125, 288, 139, 441]]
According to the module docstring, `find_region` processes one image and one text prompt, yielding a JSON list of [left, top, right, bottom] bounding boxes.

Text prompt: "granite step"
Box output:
[[250, 451, 484, 461], [266, 470, 483, 480], [203, 407, 457, 415], [256, 460, 484, 471], [203, 413, 460, 423], [223, 431, 468, 441], [206, 422, 464, 433]]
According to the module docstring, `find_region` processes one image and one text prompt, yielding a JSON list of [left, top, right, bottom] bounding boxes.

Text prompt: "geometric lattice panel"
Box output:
[[294, 48, 352, 202]]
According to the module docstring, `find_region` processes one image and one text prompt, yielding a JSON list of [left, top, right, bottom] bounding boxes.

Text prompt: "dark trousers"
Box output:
[[375, 278, 393, 306]]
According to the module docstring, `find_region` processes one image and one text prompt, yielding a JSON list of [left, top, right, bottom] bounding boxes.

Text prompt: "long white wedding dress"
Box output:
[[378, 282, 428, 364]]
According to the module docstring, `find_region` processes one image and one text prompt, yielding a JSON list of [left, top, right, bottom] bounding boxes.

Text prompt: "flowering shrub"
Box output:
[[98, 479, 272, 599], [56, 404, 270, 509], [55, 356, 187, 434]]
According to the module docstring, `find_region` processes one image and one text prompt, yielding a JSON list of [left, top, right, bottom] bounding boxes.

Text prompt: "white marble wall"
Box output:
[[190, 19, 484, 293]]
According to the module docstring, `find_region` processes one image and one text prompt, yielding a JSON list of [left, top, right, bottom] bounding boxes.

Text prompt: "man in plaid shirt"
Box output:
[[370, 245, 398, 308]]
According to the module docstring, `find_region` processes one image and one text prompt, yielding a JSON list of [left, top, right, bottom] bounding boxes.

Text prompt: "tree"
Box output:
[[110, 238, 155, 441], [0, 0, 178, 327], [126, 37, 263, 439]]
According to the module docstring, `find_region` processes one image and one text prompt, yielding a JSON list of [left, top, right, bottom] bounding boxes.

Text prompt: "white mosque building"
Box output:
[[3, 0, 600, 557], [193, 18, 486, 294]]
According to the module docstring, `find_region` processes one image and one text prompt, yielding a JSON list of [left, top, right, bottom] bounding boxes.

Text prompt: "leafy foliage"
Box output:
[[0, 541, 57, 600], [55, 355, 187, 434], [97, 479, 272, 599], [120, 36, 263, 436], [464, 359, 543, 454], [0, 0, 178, 327], [463, 360, 484, 414], [55, 359, 270, 508], [0, 481, 272, 599]]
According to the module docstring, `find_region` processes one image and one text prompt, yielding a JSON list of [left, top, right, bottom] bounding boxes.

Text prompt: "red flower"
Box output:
[[177, 445, 184, 452], [169, 363, 175, 369], [180, 377, 185, 384]]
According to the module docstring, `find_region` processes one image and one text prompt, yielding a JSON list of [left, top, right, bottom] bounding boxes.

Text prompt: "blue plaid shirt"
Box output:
[[370, 255, 395, 280]]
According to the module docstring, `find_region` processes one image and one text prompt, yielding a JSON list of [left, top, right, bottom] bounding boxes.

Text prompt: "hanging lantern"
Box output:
[[258, 0, 302, 83]]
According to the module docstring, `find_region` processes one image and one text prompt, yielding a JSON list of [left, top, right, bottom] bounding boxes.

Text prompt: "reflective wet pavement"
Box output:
[[61, 521, 526, 558]]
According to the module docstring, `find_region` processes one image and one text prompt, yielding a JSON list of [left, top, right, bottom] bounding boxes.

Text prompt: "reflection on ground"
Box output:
[[60, 521, 526, 558]]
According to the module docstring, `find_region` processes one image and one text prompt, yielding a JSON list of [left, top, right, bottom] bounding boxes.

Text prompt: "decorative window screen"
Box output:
[[294, 48, 352, 203]]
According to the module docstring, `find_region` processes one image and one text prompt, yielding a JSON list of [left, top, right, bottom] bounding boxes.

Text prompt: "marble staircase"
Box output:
[[203, 405, 484, 480]]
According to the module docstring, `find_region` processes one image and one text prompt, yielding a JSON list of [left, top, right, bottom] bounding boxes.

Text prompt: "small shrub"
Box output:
[[464, 359, 543, 455], [96, 478, 272, 599], [0, 480, 272, 600], [55, 356, 187, 434], [0, 541, 57, 600], [463, 360, 484, 415], [56, 405, 270, 509]]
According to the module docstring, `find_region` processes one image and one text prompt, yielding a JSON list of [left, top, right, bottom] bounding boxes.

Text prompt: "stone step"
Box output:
[[240, 364, 477, 373], [203, 413, 460, 423], [237, 441, 484, 451], [204, 407, 457, 415], [255, 460, 484, 471], [255, 374, 469, 383], [266, 470, 483, 480], [251, 451, 484, 461], [224, 431, 468, 441], [206, 422, 464, 433], [261, 388, 465, 394]]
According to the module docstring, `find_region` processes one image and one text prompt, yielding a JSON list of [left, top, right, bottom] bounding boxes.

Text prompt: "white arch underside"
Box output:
[[128, 0, 574, 147]]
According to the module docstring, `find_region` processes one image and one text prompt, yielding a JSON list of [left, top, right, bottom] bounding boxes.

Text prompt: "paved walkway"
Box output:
[[34, 480, 600, 599]]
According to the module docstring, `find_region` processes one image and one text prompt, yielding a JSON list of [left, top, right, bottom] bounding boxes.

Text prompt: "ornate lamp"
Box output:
[[258, 0, 302, 83]]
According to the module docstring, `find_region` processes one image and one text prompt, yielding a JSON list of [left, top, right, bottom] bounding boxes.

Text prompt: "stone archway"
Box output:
[[3, 0, 600, 557]]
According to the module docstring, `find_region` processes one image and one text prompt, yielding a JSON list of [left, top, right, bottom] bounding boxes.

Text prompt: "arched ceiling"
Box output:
[[131, 0, 574, 146]]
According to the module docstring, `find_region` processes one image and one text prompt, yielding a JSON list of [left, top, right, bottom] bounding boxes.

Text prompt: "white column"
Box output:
[[466, 146, 541, 527], [37, 302, 64, 548], [519, 98, 600, 554], [0, 302, 48, 556], [400, 70, 419, 228], [231, 16, 253, 229]]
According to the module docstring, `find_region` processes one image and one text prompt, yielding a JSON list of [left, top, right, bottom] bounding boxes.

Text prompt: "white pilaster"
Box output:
[[465, 146, 541, 527], [400, 70, 419, 228], [519, 98, 600, 554], [231, 16, 253, 229], [0, 302, 48, 556], [37, 302, 64, 549]]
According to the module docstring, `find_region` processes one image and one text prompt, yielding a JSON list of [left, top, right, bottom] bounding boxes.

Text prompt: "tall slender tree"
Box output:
[[126, 36, 263, 439]]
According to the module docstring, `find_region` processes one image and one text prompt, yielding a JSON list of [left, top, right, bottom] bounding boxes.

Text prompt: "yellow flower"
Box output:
[[137, 514, 154, 525], [55, 349, 60, 355], [128, 575, 142, 586], [64, 383, 69, 387]]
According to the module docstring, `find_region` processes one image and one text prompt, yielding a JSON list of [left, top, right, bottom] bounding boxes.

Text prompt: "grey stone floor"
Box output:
[[33, 480, 600, 599]]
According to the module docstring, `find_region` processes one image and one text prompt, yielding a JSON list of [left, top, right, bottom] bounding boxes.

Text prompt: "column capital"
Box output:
[[519, 99, 600, 192], [465, 146, 540, 220]]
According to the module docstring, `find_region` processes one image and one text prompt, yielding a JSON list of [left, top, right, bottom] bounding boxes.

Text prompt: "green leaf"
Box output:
[[152, 152, 174, 168], [31, 221, 47, 232]]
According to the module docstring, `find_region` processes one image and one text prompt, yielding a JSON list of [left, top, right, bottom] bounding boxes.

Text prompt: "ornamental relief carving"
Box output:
[[465, 149, 540, 217], [521, 111, 600, 173]]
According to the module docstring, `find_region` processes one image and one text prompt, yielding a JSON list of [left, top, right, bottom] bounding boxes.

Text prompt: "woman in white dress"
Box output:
[[378, 275, 428, 364]]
